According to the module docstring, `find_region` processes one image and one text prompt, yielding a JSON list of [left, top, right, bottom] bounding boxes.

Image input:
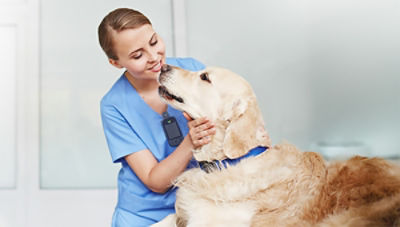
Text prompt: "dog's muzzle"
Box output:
[[158, 86, 184, 104]]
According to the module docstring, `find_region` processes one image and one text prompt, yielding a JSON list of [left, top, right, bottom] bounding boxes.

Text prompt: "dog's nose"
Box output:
[[161, 64, 171, 73], [159, 64, 171, 83]]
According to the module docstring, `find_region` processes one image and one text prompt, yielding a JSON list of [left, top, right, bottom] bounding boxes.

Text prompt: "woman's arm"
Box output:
[[125, 117, 215, 193]]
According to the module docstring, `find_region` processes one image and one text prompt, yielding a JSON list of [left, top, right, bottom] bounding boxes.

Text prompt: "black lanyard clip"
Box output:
[[161, 112, 184, 147]]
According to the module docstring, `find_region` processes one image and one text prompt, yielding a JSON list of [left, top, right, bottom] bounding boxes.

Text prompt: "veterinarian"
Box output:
[[98, 8, 216, 227]]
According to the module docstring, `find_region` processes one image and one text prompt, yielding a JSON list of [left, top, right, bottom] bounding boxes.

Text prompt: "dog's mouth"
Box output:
[[158, 86, 184, 103]]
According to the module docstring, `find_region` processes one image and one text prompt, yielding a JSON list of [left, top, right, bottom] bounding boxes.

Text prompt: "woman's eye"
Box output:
[[132, 54, 142, 59], [150, 40, 158, 46], [200, 72, 211, 83]]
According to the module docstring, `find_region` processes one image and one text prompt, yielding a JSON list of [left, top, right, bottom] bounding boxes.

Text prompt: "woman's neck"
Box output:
[[124, 71, 159, 94], [124, 71, 168, 114]]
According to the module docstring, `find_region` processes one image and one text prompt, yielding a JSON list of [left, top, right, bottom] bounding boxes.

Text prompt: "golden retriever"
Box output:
[[153, 65, 400, 227]]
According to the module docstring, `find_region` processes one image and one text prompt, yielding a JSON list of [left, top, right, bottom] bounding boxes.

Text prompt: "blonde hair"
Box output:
[[98, 8, 151, 60]]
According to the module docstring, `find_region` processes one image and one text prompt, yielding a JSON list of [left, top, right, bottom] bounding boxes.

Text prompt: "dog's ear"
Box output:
[[222, 98, 271, 159]]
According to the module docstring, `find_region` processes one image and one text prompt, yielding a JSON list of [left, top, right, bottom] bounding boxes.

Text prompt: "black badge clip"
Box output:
[[161, 112, 184, 147]]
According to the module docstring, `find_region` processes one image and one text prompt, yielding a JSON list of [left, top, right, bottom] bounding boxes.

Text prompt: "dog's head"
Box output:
[[158, 65, 270, 161]]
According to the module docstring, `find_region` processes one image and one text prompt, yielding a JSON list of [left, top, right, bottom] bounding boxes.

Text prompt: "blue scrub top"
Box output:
[[100, 57, 205, 227]]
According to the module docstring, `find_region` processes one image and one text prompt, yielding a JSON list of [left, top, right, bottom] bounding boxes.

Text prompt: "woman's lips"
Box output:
[[150, 61, 162, 72]]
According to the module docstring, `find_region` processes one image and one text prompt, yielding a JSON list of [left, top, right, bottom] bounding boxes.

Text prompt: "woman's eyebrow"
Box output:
[[149, 33, 156, 42], [128, 33, 157, 57]]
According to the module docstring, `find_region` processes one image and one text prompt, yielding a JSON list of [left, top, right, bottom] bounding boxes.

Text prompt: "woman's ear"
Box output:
[[109, 58, 123, 69]]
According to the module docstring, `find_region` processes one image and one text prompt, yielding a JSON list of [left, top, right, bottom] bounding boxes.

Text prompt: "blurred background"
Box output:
[[0, 0, 399, 226]]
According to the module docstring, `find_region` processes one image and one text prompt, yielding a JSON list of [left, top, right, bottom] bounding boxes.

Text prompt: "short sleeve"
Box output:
[[186, 57, 206, 71], [166, 57, 206, 71], [101, 103, 147, 163]]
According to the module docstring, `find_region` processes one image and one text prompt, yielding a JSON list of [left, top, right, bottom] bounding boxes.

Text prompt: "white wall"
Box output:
[[0, 0, 179, 226], [186, 0, 400, 159], [0, 25, 17, 189]]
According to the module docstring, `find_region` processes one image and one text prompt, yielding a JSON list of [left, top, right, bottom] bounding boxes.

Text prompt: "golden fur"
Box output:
[[158, 66, 270, 161], [153, 66, 400, 227]]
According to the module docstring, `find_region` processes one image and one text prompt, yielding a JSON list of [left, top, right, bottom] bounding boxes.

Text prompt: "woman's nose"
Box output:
[[148, 49, 158, 62]]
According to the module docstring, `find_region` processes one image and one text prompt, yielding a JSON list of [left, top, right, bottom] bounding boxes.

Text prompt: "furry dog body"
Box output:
[[154, 65, 400, 227]]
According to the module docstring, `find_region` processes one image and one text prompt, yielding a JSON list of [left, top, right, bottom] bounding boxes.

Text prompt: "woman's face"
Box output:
[[109, 24, 166, 81]]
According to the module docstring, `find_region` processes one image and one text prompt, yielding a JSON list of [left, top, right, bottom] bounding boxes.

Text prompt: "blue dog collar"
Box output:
[[199, 146, 268, 172]]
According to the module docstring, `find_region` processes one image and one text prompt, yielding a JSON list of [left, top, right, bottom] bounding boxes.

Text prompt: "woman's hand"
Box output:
[[183, 112, 216, 148]]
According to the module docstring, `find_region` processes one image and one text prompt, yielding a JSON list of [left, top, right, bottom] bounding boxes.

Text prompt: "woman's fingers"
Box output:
[[195, 127, 216, 139], [188, 118, 216, 148], [192, 135, 212, 147], [188, 117, 209, 129], [193, 121, 214, 134], [183, 112, 193, 121], [194, 137, 210, 147]]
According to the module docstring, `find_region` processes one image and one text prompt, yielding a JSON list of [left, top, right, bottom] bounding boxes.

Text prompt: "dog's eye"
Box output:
[[200, 72, 211, 83]]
